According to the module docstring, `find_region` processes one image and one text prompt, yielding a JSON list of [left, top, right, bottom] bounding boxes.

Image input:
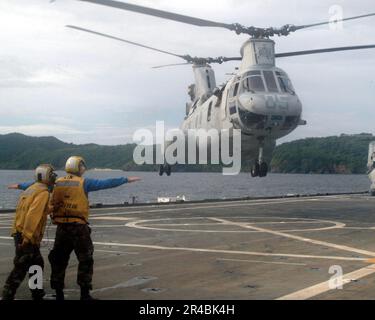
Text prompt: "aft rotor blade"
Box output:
[[293, 12, 375, 31], [276, 44, 375, 58], [152, 63, 192, 69], [78, 0, 233, 30], [222, 57, 242, 62], [66, 25, 185, 59]]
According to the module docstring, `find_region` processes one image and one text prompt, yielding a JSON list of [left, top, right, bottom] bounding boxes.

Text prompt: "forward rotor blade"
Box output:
[[66, 25, 185, 59], [77, 1, 375, 38], [67, 25, 242, 65], [152, 63, 192, 69], [78, 0, 233, 30], [276, 44, 375, 58], [293, 12, 375, 31]]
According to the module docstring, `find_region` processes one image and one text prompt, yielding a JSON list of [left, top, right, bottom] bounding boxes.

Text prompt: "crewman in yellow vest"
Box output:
[[2, 164, 57, 300], [48, 156, 140, 300]]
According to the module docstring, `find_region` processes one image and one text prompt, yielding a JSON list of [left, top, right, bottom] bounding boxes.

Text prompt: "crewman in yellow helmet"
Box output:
[[1, 164, 57, 300], [48, 156, 141, 300]]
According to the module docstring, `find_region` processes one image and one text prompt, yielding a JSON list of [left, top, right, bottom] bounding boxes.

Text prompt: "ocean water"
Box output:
[[0, 170, 371, 209]]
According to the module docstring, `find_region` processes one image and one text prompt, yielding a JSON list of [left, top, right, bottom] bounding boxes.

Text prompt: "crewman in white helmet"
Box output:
[[2, 164, 57, 300], [48, 156, 140, 300]]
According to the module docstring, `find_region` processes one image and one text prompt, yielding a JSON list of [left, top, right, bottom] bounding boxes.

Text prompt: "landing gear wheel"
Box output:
[[251, 163, 260, 177], [159, 165, 164, 176], [165, 164, 172, 176], [259, 162, 268, 177]]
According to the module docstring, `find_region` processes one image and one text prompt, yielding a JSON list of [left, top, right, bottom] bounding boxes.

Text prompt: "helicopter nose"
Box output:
[[238, 92, 302, 115], [238, 93, 265, 113]]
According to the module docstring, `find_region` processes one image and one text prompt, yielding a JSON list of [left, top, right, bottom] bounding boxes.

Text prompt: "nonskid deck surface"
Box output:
[[1, 194, 375, 300]]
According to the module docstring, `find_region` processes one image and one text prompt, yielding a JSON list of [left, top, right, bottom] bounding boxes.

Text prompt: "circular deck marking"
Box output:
[[125, 216, 345, 233]]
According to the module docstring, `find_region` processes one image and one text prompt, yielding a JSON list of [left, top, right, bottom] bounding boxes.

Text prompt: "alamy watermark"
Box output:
[[28, 265, 43, 290], [329, 5, 344, 31], [132, 122, 242, 175], [329, 265, 344, 290]]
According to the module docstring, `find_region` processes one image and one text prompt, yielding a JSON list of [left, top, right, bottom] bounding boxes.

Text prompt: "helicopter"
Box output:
[[68, 0, 375, 177]]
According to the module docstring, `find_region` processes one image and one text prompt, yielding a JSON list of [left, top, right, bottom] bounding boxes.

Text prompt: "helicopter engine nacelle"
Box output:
[[193, 65, 217, 102]]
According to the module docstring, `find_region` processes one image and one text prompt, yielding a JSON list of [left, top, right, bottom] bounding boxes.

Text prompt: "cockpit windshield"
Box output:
[[276, 71, 295, 95], [263, 70, 278, 93], [242, 70, 295, 95], [243, 71, 266, 93]]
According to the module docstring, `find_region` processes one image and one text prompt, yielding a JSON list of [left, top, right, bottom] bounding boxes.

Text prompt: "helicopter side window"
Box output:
[[263, 70, 279, 93], [207, 102, 213, 122], [231, 82, 240, 97]]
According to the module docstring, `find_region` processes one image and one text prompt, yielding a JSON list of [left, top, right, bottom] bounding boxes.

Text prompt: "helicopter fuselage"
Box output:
[[181, 64, 303, 164]]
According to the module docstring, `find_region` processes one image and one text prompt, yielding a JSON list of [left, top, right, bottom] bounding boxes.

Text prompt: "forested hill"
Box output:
[[0, 133, 373, 174], [0, 133, 135, 170], [271, 133, 373, 174]]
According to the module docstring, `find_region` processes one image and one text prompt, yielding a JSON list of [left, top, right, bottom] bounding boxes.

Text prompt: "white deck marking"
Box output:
[[125, 216, 343, 233], [277, 264, 375, 300], [217, 258, 307, 266], [91, 225, 127, 228], [211, 218, 375, 257], [0, 236, 366, 262], [91, 217, 135, 221], [95, 249, 139, 255], [343, 227, 375, 230]]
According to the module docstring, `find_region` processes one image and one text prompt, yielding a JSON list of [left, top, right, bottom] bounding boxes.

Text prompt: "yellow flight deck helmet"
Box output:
[[35, 164, 57, 185], [65, 156, 87, 175]]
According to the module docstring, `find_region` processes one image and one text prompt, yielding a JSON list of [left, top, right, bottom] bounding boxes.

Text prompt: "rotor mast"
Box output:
[[240, 39, 276, 71]]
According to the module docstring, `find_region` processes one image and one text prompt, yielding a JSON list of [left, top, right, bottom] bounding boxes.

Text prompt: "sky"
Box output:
[[0, 0, 374, 145]]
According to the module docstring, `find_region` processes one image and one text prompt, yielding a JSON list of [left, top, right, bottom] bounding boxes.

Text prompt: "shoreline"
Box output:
[[0, 191, 369, 214]]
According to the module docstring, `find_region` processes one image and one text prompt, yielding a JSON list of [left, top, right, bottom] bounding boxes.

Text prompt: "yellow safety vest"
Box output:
[[52, 175, 89, 224], [12, 183, 50, 245]]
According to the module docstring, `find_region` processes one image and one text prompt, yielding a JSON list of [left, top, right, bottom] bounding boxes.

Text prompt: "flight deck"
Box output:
[[1, 194, 375, 300]]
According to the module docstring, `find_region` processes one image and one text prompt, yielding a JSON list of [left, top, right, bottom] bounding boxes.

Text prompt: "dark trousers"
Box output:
[[2, 233, 45, 300], [48, 223, 94, 291]]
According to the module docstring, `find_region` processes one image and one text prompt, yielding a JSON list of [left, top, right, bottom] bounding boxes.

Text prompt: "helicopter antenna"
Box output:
[[78, 0, 375, 38]]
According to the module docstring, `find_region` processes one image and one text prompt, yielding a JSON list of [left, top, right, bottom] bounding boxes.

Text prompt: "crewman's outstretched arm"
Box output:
[[84, 177, 141, 193], [8, 182, 34, 190], [22, 191, 49, 244]]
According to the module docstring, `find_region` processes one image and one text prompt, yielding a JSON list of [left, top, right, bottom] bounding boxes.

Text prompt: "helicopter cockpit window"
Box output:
[[276, 71, 295, 95], [263, 70, 279, 93], [231, 82, 240, 97], [207, 102, 213, 122], [243, 71, 266, 93]]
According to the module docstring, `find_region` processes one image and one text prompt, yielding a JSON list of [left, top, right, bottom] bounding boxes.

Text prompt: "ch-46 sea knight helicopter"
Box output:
[[68, 0, 375, 177]]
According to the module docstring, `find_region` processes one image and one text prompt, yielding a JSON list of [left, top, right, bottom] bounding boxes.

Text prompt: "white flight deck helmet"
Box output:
[[35, 164, 57, 185], [65, 156, 87, 175]]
